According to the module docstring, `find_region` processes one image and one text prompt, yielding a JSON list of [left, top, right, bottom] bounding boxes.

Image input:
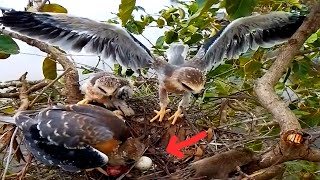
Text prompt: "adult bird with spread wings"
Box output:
[[0, 10, 305, 125]]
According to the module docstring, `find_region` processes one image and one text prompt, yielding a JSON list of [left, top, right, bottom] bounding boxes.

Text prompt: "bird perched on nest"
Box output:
[[0, 10, 305, 125], [0, 104, 144, 173], [79, 72, 135, 117]]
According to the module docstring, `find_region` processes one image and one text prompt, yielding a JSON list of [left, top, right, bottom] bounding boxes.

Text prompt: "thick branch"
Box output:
[[2, 29, 82, 103], [254, 4, 320, 132]]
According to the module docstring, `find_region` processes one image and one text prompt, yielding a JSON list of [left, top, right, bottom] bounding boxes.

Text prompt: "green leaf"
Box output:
[[157, 18, 165, 28], [185, 33, 203, 44], [306, 33, 318, 44], [196, 0, 206, 8], [225, 0, 257, 19], [164, 30, 178, 44], [246, 140, 263, 151], [0, 106, 15, 115], [82, 69, 93, 75], [42, 57, 57, 80], [40, 3, 68, 13], [292, 109, 311, 116], [118, 0, 136, 25], [0, 34, 19, 55], [155, 36, 165, 48], [0, 53, 10, 59], [187, 0, 219, 25]]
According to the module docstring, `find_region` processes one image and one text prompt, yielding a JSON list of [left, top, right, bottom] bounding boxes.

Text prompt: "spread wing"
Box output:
[[35, 104, 128, 149], [0, 11, 154, 71], [187, 12, 305, 70]]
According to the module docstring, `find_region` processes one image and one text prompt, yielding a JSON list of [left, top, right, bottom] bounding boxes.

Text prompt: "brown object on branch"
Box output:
[[171, 148, 256, 180], [2, 29, 82, 103]]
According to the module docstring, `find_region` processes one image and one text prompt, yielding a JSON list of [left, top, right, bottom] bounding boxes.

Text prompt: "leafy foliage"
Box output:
[[118, 0, 136, 25], [40, 3, 68, 13], [0, 34, 20, 56], [42, 57, 57, 80], [225, 0, 257, 19]]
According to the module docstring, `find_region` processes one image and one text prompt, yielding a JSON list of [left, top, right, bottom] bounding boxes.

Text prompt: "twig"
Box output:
[[0, 81, 48, 98], [0, 80, 42, 89], [29, 68, 72, 107], [2, 29, 82, 103], [2, 127, 18, 180]]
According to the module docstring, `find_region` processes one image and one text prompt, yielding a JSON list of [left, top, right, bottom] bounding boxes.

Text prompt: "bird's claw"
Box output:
[[150, 107, 171, 123], [168, 109, 183, 125], [77, 98, 90, 105]]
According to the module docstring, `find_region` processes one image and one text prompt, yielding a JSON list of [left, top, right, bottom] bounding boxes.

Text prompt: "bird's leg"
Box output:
[[150, 87, 171, 122], [168, 92, 191, 125], [112, 100, 135, 117]]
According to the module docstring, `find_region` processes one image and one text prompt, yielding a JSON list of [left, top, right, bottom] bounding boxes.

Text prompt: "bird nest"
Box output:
[[0, 78, 276, 180]]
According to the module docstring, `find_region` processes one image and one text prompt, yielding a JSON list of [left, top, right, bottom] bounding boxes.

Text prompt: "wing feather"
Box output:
[[0, 11, 154, 70], [187, 12, 305, 70], [36, 104, 128, 149]]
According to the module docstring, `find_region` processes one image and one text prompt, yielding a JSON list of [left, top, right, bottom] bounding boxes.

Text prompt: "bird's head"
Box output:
[[93, 80, 118, 99], [172, 67, 205, 94]]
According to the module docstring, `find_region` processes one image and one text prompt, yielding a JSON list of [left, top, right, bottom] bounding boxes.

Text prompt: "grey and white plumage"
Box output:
[[0, 104, 132, 171], [0, 10, 305, 124], [80, 72, 134, 116]]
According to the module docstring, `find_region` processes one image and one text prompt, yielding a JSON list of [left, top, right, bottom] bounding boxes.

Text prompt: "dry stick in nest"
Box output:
[[0, 80, 42, 89], [29, 68, 72, 107], [1, 72, 29, 180], [0, 81, 48, 98]]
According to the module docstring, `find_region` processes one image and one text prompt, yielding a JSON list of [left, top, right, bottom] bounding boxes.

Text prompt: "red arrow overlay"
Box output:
[[166, 131, 207, 158]]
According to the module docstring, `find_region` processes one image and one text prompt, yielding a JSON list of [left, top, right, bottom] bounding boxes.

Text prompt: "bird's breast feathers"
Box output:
[[162, 78, 185, 94]]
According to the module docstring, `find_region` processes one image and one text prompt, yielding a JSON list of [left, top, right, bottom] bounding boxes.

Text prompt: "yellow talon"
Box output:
[[77, 98, 90, 105], [150, 107, 171, 122], [168, 109, 183, 125]]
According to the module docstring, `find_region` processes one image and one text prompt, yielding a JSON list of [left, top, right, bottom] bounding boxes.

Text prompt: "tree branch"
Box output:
[[254, 3, 320, 133], [2, 29, 82, 103]]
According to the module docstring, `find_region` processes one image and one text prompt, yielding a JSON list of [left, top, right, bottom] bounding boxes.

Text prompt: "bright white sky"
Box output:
[[0, 0, 172, 81]]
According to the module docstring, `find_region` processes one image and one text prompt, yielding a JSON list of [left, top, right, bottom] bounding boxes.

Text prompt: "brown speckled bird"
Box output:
[[79, 72, 134, 117], [0, 10, 305, 125], [0, 104, 144, 172]]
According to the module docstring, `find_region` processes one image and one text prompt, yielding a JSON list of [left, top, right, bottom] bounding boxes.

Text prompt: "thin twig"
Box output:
[[29, 68, 72, 107], [2, 127, 18, 180]]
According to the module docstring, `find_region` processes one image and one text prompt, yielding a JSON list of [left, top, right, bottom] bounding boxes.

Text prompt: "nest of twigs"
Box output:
[[0, 77, 284, 180]]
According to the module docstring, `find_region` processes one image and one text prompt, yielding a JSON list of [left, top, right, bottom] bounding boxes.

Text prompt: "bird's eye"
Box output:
[[181, 83, 193, 91], [98, 86, 107, 94]]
